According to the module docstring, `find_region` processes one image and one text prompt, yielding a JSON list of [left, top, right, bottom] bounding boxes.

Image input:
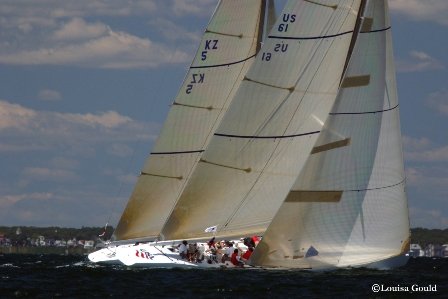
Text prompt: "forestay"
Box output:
[[113, 1, 265, 241], [161, 0, 362, 241], [251, 0, 410, 269]]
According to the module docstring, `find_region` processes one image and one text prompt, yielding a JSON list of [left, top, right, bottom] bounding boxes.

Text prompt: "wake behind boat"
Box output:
[[89, 0, 410, 270]]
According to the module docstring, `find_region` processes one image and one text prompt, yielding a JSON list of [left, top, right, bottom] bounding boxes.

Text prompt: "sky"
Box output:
[[0, 0, 447, 229]]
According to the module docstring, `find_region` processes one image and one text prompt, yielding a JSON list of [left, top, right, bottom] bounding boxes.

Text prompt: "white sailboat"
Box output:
[[89, 0, 410, 270]]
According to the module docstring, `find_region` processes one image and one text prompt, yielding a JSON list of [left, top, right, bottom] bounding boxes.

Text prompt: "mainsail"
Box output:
[[161, 0, 363, 241], [113, 1, 265, 241], [251, 0, 410, 269]]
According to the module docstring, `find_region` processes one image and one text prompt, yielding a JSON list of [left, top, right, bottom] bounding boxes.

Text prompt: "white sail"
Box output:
[[251, 0, 410, 269], [161, 0, 363, 241], [113, 1, 265, 241]]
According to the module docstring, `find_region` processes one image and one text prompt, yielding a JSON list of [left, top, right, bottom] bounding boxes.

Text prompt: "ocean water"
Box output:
[[0, 254, 446, 298]]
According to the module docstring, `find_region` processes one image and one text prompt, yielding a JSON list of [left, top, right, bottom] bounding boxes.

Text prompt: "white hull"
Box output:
[[89, 242, 409, 270], [364, 253, 410, 270], [88, 242, 243, 269]]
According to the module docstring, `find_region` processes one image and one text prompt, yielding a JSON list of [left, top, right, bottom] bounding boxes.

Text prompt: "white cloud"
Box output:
[[0, 1, 158, 20], [108, 144, 133, 157], [49, 157, 79, 170], [409, 207, 448, 228], [405, 144, 448, 163], [403, 136, 432, 152], [38, 89, 62, 101], [405, 166, 448, 189], [171, 0, 216, 16], [53, 17, 109, 41], [426, 89, 448, 116], [0, 192, 54, 209], [396, 50, 444, 73], [390, 0, 448, 26], [22, 167, 78, 182], [64, 110, 132, 129], [0, 101, 36, 131], [0, 100, 158, 153], [0, 189, 127, 227], [117, 173, 138, 185], [0, 26, 190, 69], [149, 18, 201, 43]]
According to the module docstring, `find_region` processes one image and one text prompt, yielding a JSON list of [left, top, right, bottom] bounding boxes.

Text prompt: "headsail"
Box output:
[[251, 0, 410, 269], [113, 1, 266, 241], [161, 0, 363, 241]]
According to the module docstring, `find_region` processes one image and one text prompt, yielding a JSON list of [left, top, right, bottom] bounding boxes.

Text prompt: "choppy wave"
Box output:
[[0, 254, 446, 298]]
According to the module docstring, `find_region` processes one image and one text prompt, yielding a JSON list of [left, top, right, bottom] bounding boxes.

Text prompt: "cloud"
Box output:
[[0, 101, 36, 131], [0, 26, 190, 69], [403, 136, 432, 152], [0, 1, 215, 69], [409, 207, 448, 228], [0, 189, 126, 227], [389, 0, 448, 26], [117, 173, 138, 185], [406, 166, 448, 189], [149, 18, 201, 43], [171, 0, 216, 16], [403, 135, 448, 162], [38, 89, 62, 101], [0, 192, 54, 209], [0, 100, 158, 153], [22, 167, 78, 182], [396, 51, 444, 73], [404, 142, 448, 163], [426, 89, 448, 116], [0, 1, 158, 20], [107, 144, 133, 157], [53, 17, 109, 41]]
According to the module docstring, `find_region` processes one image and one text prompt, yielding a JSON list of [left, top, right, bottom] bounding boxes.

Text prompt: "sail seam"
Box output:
[[191, 54, 256, 69], [289, 180, 405, 196], [151, 150, 205, 155], [244, 76, 295, 91], [346, 179, 405, 192], [360, 26, 391, 34], [214, 131, 320, 139], [268, 30, 353, 40], [329, 104, 399, 115]]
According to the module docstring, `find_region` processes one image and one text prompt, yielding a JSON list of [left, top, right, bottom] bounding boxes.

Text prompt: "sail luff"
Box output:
[[113, 1, 265, 241], [160, 0, 363, 241], [251, 0, 409, 269]]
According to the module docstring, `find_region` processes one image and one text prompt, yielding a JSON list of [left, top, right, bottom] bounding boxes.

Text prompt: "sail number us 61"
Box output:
[[262, 13, 295, 62]]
